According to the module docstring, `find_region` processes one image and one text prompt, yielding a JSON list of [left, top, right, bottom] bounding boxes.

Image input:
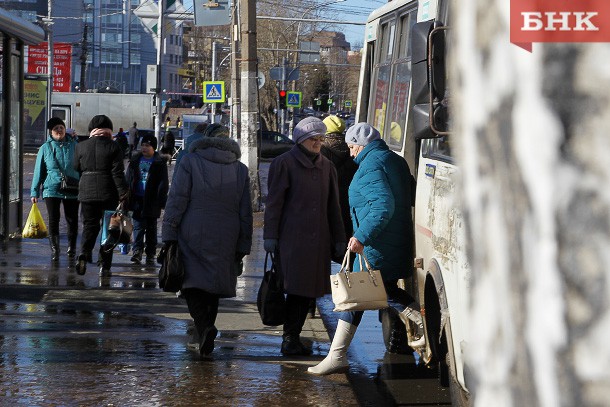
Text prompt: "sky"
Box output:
[[180, 0, 386, 48]]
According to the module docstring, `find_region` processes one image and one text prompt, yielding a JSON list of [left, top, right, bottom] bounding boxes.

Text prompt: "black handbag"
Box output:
[[59, 173, 80, 194], [256, 252, 286, 326], [157, 241, 184, 293], [50, 146, 79, 194]]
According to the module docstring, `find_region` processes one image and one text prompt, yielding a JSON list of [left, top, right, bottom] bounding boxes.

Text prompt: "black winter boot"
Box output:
[[49, 235, 60, 262], [75, 253, 88, 275], [281, 334, 312, 356], [381, 307, 413, 354], [67, 234, 77, 257], [98, 247, 113, 277]]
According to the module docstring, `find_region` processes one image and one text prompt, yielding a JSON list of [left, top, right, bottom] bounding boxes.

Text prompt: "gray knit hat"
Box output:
[[345, 123, 380, 146], [293, 117, 326, 144]]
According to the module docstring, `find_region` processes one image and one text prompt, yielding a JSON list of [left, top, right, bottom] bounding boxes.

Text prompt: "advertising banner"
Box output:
[[24, 78, 48, 147], [26, 42, 72, 92]]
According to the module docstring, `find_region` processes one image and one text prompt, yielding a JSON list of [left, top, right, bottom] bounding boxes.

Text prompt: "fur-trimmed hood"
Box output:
[[189, 136, 241, 158]]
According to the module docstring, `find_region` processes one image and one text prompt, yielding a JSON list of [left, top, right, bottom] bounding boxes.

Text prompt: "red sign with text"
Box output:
[[27, 42, 72, 92], [511, 0, 610, 51]]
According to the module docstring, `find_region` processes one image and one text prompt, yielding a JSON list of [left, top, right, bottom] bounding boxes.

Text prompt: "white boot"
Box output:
[[400, 307, 426, 348], [399, 306, 423, 330], [307, 320, 357, 375]]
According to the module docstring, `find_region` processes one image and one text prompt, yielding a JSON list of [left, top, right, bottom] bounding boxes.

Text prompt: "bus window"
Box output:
[[369, 21, 396, 135], [383, 10, 417, 150], [422, 136, 452, 161]]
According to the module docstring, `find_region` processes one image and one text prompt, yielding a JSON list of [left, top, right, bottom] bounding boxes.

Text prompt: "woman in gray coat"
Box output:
[[264, 117, 346, 356], [162, 124, 253, 359]]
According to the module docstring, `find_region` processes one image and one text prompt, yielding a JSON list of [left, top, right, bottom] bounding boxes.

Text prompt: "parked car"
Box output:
[[259, 130, 294, 159]]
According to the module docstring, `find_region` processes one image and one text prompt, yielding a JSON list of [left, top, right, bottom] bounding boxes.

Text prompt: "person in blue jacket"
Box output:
[[31, 117, 80, 262], [308, 122, 421, 376]]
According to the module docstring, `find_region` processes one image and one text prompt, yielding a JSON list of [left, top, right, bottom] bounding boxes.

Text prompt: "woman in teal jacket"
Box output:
[[309, 123, 421, 376], [31, 117, 80, 262]]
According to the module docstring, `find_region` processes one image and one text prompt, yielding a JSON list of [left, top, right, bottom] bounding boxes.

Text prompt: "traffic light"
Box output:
[[279, 89, 287, 109]]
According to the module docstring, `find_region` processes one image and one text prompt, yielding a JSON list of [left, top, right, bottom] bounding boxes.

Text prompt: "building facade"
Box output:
[[1, 0, 187, 94]]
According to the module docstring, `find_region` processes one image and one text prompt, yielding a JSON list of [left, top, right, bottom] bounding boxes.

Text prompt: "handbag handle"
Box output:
[[340, 251, 382, 288], [264, 252, 277, 273], [357, 252, 382, 287], [338, 250, 353, 288]]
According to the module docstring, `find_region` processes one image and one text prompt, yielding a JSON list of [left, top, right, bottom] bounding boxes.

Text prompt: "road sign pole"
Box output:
[[280, 58, 287, 134], [210, 41, 217, 123]]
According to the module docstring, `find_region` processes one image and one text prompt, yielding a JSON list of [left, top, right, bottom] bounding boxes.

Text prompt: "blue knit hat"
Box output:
[[345, 123, 380, 146], [293, 117, 326, 144]]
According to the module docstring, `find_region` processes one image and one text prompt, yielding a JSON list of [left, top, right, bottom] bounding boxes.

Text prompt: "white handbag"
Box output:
[[330, 250, 389, 312]]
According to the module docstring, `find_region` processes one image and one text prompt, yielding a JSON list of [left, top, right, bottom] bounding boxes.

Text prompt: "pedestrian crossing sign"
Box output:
[[286, 91, 302, 108], [344, 100, 352, 108], [203, 81, 226, 103]]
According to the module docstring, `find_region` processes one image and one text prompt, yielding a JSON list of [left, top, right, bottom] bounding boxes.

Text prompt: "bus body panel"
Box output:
[[415, 151, 470, 390]]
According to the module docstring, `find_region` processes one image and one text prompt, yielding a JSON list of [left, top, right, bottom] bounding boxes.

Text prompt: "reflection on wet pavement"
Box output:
[[0, 158, 451, 406]]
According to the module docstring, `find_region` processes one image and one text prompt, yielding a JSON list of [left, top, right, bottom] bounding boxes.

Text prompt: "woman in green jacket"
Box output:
[[31, 117, 80, 262]]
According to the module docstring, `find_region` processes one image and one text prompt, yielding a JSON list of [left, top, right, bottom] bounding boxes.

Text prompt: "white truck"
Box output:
[[51, 92, 155, 139]]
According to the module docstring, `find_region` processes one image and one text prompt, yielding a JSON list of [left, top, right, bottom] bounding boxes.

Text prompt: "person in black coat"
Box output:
[[160, 130, 176, 165], [125, 134, 169, 265], [321, 115, 357, 251], [73, 115, 129, 277]]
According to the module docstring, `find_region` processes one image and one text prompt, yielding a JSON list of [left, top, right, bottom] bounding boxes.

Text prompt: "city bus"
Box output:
[[356, 0, 469, 405]]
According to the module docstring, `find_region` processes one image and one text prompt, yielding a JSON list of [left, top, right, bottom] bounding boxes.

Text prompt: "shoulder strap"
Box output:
[[48, 143, 67, 177]]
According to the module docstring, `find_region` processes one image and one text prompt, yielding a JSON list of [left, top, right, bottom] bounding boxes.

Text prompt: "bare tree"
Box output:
[[453, 1, 610, 406]]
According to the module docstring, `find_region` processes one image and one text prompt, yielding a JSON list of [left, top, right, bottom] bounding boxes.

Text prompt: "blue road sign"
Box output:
[[203, 81, 225, 103], [286, 91, 302, 108]]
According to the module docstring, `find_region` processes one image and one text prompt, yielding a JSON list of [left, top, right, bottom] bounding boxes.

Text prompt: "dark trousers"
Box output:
[[80, 201, 117, 266], [339, 279, 419, 327], [132, 215, 158, 257], [44, 197, 79, 238], [182, 288, 219, 338], [283, 294, 312, 337]]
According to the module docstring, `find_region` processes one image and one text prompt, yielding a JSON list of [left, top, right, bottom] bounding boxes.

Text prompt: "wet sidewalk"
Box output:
[[0, 156, 450, 406]]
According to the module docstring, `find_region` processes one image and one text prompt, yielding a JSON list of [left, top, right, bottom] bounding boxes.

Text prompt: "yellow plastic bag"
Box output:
[[22, 203, 48, 239]]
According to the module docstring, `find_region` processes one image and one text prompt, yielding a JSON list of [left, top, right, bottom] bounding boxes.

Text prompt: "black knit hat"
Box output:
[[47, 117, 65, 131], [88, 115, 113, 132], [140, 134, 157, 150]]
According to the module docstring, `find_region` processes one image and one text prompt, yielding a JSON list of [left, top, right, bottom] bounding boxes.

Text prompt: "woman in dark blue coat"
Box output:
[[309, 123, 420, 376], [162, 124, 253, 359]]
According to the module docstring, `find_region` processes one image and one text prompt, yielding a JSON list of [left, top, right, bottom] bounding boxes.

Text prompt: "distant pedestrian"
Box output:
[[125, 134, 168, 265], [162, 124, 253, 359], [308, 123, 419, 376], [73, 115, 129, 277], [176, 117, 182, 128], [263, 116, 346, 356], [114, 127, 129, 157], [174, 122, 209, 168], [160, 130, 176, 165], [30, 117, 80, 262], [128, 122, 138, 158], [165, 116, 171, 129]]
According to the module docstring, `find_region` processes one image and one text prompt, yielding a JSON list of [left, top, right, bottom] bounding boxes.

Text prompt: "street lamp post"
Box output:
[[155, 0, 165, 144]]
